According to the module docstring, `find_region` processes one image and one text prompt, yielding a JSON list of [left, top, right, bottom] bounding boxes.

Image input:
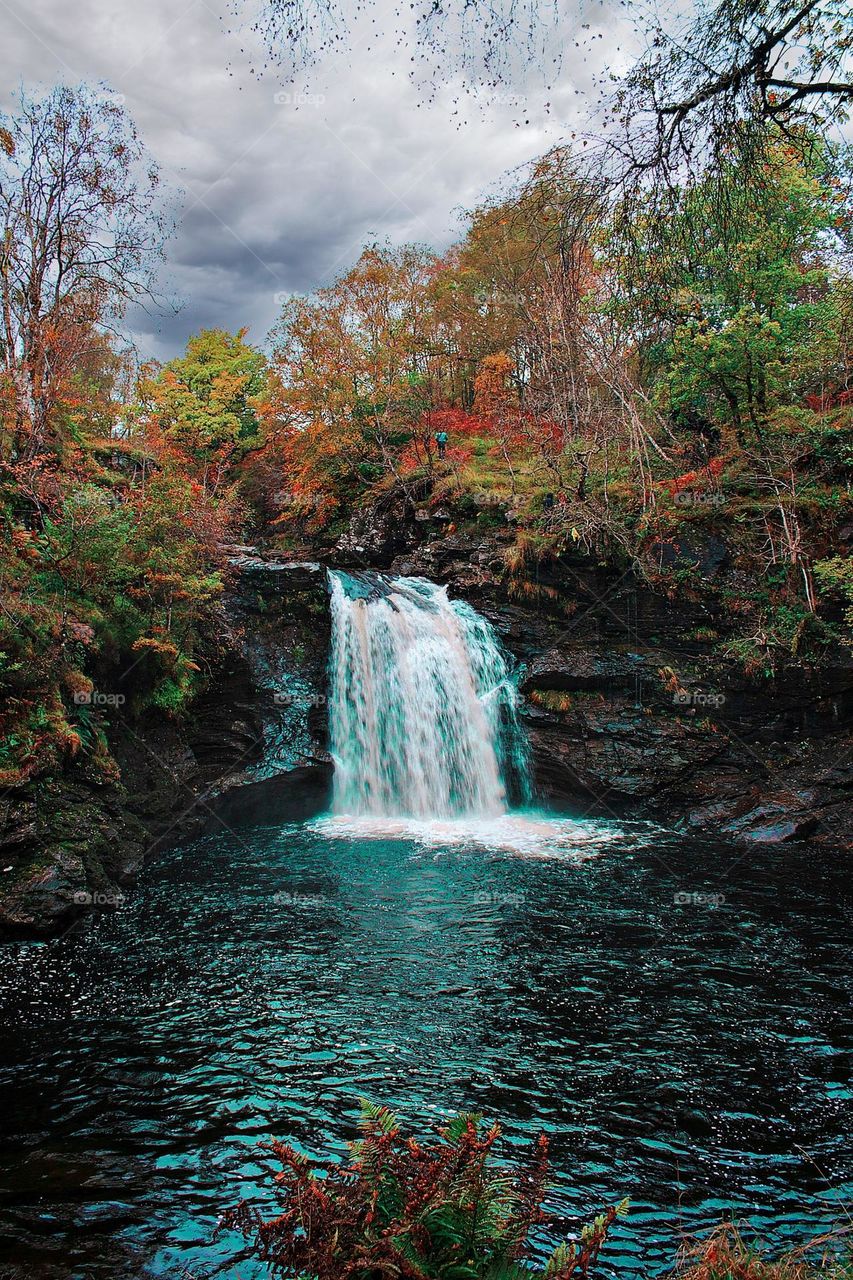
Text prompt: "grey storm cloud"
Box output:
[[0, 0, 636, 361]]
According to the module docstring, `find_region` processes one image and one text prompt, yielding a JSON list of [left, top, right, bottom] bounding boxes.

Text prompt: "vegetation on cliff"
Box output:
[[256, 133, 852, 667], [0, 86, 268, 785]]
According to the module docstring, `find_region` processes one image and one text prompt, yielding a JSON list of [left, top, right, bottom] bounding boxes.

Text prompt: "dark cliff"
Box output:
[[0, 558, 332, 936]]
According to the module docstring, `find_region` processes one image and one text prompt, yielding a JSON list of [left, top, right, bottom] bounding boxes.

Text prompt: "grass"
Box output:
[[673, 1224, 853, 1280]]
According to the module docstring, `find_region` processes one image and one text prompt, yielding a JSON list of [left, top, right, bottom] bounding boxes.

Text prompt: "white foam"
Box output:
[[308, 810, 623, 860]]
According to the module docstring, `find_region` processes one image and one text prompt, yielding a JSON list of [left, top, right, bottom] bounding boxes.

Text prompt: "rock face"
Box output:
[[0, 556, 333, 937], [2, 518, 851, 936], [521, 667, 852, 843], [0, 777, 146, 935], [512, 586, 851, 848], [378, 511, 852, 850], [507, 593, 851, 849], [336, 494, 422, 566]]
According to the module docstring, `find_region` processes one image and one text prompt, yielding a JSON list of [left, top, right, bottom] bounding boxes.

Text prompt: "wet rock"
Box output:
[[677, 1107, 714, 1137], [0, 849, 87, 933], [522, 646, 652, 694], [719, 795, 820, 844], [0, 558, 334, 939], [649, 534, 729, 575], [203, 760, 333, 831], [230, 556, 328, 612], [0, 779, 146, 936], [523, 679, 853, 842], [222, 542, 261, 556], [336, 500, 419, 566], [524, 698, 728, 810]]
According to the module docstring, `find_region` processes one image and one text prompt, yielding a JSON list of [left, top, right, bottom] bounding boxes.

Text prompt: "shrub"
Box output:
[[219, 1099, 628, 1279], [814, 556, 853, 638]]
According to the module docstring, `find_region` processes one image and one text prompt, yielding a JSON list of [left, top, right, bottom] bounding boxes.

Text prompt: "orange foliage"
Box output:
[[660, 456, 726, 497]]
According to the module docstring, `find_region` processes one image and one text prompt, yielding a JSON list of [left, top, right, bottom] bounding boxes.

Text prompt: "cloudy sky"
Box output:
[[0, 0, 634, 362]]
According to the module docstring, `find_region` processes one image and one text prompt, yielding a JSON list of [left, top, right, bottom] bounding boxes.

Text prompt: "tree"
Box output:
[[458, 151, 670, 511], [268, 244, 446, 524], [613, 138, 848, 438], [608, 135, 852, 614], [0, 85, 164, 462], [138, 328, 268, 490], [613, 0, 853, 178], [239, 0, 851, 175], [474, 351, 523, 494], [240, 0, 560, 96]]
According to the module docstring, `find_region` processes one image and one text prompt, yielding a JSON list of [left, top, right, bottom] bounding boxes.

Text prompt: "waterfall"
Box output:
[[328, 570, 529, 819]]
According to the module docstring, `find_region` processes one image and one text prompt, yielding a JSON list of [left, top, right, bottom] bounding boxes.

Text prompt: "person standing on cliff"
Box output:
[[435, 429, 448, 460]]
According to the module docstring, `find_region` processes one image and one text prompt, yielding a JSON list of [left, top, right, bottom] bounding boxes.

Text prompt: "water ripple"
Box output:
[[0, 821, 850, 1279]]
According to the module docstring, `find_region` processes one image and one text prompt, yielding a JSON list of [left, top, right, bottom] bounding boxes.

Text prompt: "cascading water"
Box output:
[[321, 568, 622, 857], [328, 570, 529, 819]]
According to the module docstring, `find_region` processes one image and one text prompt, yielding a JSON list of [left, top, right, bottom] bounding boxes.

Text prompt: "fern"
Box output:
[[359, 1096, 400, 1135], [220, 1102, 626, 1280]]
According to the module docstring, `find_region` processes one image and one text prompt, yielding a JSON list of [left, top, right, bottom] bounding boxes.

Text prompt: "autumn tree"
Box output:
[[0, 85, 164, 463], [269, 244, 449, 524], [241, 0, 851, 183], [138, 328, 267, 491], [473, 352, 523, 495], [457, 152, 670, 511]]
